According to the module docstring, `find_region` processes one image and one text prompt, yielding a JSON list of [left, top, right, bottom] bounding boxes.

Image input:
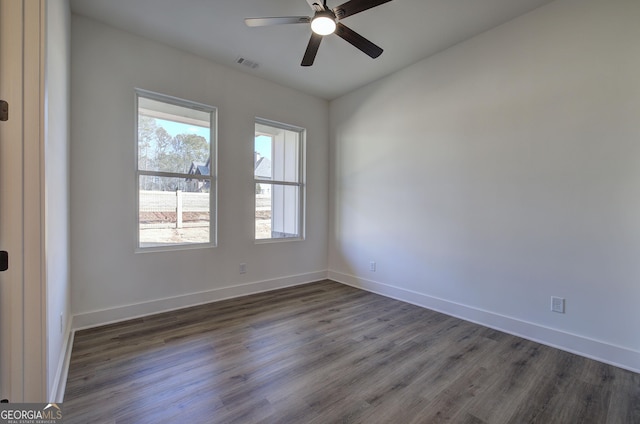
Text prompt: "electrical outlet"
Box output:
[[370, 261, 376, 272], [239, 263, 247, 274], [551, 296, 565, 313], [59, 313, 64, 333]]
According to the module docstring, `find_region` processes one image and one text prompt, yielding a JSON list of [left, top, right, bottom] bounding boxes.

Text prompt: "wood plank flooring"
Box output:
[[64, 280, 640, 423]]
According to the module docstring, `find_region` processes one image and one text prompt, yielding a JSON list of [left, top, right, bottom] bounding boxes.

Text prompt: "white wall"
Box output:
[[45, 0, 71, 400], [329, 0, 640, 372], [70, 16, 329, 326]]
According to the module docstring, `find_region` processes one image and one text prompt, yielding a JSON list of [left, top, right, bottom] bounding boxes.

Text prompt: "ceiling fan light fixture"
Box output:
[[311, 13, 336, 35]]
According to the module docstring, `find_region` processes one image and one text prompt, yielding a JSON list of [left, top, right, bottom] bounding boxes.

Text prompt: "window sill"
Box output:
[[135, 242, 216, 254]]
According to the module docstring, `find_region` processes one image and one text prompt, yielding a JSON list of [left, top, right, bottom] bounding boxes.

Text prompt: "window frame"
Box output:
[[135, 88, 217, 252], [254, 117, 306, 243]]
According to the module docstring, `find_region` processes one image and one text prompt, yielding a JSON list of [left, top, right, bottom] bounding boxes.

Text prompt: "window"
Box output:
[[254, 118, 305, 241], [136, 89, 216, 249]]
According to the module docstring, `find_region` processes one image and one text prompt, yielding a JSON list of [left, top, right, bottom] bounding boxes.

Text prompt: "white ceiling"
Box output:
[[70, 0, 555, 100]]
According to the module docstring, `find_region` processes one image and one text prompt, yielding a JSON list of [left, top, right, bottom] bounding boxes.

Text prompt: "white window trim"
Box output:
[[135, 88, 218, 252]]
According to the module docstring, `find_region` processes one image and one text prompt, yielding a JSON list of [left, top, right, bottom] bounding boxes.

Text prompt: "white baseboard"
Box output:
[[50, 324, 73, 402], [328, 270, 640, 374], [71, 271, 328, 331]]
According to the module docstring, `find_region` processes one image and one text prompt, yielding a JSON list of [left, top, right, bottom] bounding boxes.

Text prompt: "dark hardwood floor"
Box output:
[[64, 280, 640, 423]]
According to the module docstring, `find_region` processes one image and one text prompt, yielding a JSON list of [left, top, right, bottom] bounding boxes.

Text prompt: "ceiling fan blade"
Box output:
[[245, 16, 310, 27], [301, 33, 323, 66], [333, 0, 392, 19], [334, 23, 383, 58]]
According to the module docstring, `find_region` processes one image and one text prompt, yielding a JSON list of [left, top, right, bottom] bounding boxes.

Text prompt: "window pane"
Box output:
[[138, 97, 211, 174], [254, 135, 272, 180], [255, 122, 299, 183], [139, 175, 211, 247], [255, 183, 300, 240], [255, 183, 271, 239]]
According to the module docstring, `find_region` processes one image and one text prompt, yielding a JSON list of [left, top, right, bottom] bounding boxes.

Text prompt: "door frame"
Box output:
[[0, 0, 46, 402]]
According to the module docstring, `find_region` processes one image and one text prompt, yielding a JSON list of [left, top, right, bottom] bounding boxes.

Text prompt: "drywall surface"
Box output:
[[45, 0, 71, 399], [329, 0, 640, 370], [70, 16, 329, 322]]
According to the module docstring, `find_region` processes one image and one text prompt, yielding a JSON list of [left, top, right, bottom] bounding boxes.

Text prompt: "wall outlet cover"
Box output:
[[551, 296, 565, 313]]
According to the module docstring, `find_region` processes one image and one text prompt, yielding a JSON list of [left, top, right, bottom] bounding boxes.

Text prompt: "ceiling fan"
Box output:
[[245, 0, 393, 66]]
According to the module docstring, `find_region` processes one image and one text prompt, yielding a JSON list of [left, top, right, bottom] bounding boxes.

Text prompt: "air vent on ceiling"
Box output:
[[236, 56, 260, 69]]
